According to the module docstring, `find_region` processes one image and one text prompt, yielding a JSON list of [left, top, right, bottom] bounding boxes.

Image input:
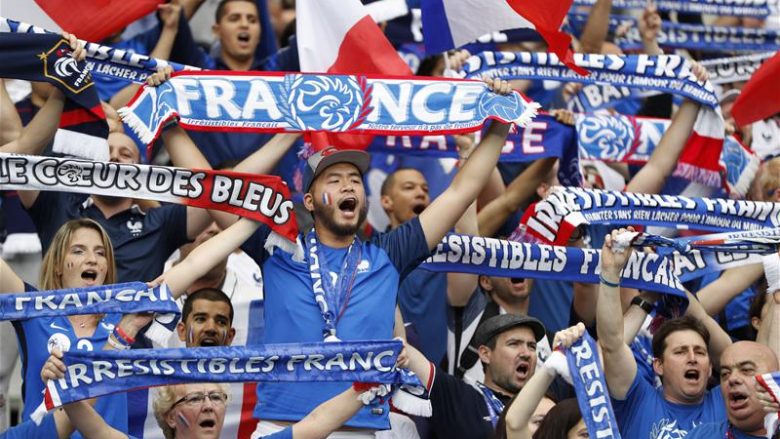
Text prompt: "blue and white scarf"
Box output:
[[37, 340, 416, 413], [571, 0, 771, 17], [616, 228, 780, 256], [461, 51, 719, 108], [701, 52, 777, 85], [0, 17, 198, 84], [419, 234, 688, 298], [0, 283, 178, 321], [119, 71, 540, 145], [566, 332, 621, 439], [521, 187, 780, 245], [568, 14, 780, 52]]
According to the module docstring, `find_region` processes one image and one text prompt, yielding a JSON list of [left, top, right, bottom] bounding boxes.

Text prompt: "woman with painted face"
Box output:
[[0, 215, 263, 436]]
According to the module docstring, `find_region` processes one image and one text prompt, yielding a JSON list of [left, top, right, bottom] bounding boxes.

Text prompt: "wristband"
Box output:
[[600, 275, 620, 288], [631, 296, 655, 314], [106, 333, 131, 350], [114, 326, 135, 345]]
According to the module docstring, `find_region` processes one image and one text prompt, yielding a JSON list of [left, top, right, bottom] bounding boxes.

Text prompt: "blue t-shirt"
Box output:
[[244, 218, 430, 430], [12, 284, 128, 437], [26, 192, 188, 283], [686, 421, 763, 439], [612, 372, 726, 439], [398, 267, 448, 363], [0, 414, 57, 439]]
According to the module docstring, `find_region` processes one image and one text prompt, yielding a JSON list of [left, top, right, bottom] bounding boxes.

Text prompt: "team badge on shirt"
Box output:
[[47, 333, 71, 353]]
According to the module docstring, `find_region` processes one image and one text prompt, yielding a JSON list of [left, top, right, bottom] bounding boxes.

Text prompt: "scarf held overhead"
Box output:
[[0, 153, 299, 252], [0, 17, 198, 84], [0, 282, 178, 321], [566, 332, 621, 439], [419, 234, 689, 297], [570, 0, 770, 17], [119, 71, 540, 145], [521, 187, 780, 245], [40, 341, 413, 410]]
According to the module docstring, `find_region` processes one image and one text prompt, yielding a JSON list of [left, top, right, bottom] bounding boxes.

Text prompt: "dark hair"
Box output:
[[749, 285, 767, 330], [182, 288, 234, 323], [416, 54, 443, 76], [651, 315, 710, 359], [532, 398, 582, 439], [215, 0, 256, 23], [379, 167, 423, 197]]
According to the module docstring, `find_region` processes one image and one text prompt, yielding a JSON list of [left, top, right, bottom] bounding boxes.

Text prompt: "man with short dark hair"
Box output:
[[597, 228, 732, 438], [177, 288, 236, 347], [405, 313, 546, 439]]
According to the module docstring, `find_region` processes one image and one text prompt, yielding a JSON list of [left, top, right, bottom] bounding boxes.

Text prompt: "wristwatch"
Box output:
[[630, 296, 655, 314]]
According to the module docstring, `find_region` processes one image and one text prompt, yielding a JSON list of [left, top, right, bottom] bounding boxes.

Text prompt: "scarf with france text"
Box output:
[[35, 341, 419, 416], [461, 51, 726, 187], [0, 282, 178, 321], [566, 332, 621, 439], [0, 32, 108, 161], [520, 187, 780, 245], [118, 71, 540, 147], [0, 153, 299, 257]]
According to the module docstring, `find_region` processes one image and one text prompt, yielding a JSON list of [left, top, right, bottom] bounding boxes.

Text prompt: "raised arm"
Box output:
[[760, 251, 780, 360], [0, 79, 23, 144], [160, 218, 261, 297], [696, 264, 764, 316], [597, 228, 639, 399], [291, 386, 365, 439], [0, 258, 25, 294], [419, 78, 513, 249], [0, 88, 64, 154], [61, 401, 127, 439], [578, 0, 613, 54], [683, 289, 732, 371]]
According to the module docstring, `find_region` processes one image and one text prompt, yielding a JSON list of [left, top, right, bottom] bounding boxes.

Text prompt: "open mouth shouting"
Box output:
[[81, 269, 99, 285], [727, 389, 750, 411], [683, 369, 701, 385], [515, 361, 531, 381], [411, 202, 427, 215], [236, 32, 251, 47], [338, 197, 358, 219]]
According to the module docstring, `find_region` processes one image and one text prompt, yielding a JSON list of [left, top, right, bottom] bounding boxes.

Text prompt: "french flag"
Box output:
[[756, 372, 780, 438], [732, 51, 780, 128], [421, 0, 587, 75], [297, 0, 412, 150], [33, 0, 162, 42]]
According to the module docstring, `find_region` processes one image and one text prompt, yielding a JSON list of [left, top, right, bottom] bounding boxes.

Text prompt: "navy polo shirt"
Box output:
[[26, 191, 188, 283]]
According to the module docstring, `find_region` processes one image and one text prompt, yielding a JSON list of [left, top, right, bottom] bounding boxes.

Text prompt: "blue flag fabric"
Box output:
[[42, 341, 412, 409], [566, 332, 622, 439], [461, 51, 719, 108], [0, 283, 179, 321]]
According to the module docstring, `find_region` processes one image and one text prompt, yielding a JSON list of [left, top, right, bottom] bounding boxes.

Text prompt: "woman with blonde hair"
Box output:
[[1, 214, 265, 436]]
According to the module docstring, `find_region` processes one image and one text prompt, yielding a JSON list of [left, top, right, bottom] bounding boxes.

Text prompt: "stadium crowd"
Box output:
[[0, 0, 779, 438]]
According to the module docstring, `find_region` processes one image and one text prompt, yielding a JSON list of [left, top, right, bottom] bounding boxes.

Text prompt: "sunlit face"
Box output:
[[60, 228, 108, 289], [481, 326, 538, 394], [306, 163, 368, 237], [213, 1, 261, 64], [108, 132, 140, 164], [165, 384, 227, 439], [719, 343, 775, 432], [528, 396, 555, 435], [654, 330, 711, 404], [177, 299, 235, 347], [381, 169, 430, 226], [567, 419, 589, 439]]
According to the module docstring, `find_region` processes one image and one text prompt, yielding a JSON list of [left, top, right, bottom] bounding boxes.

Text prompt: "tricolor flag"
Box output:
[[420, 0, 586, 75], [297, 0, 413, 149], [732, 51, 780, 128], [755, 372, 780, 438]]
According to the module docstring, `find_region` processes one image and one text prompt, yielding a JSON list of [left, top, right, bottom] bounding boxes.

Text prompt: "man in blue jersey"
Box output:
[[597, 228, 732, 439], [686, 340, 780, 439], [236, 79, 515, 438]]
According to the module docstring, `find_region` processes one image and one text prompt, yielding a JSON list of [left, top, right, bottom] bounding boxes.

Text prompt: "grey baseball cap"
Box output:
[[302, 147, 370, 192], [473, 314, 546, 347]]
